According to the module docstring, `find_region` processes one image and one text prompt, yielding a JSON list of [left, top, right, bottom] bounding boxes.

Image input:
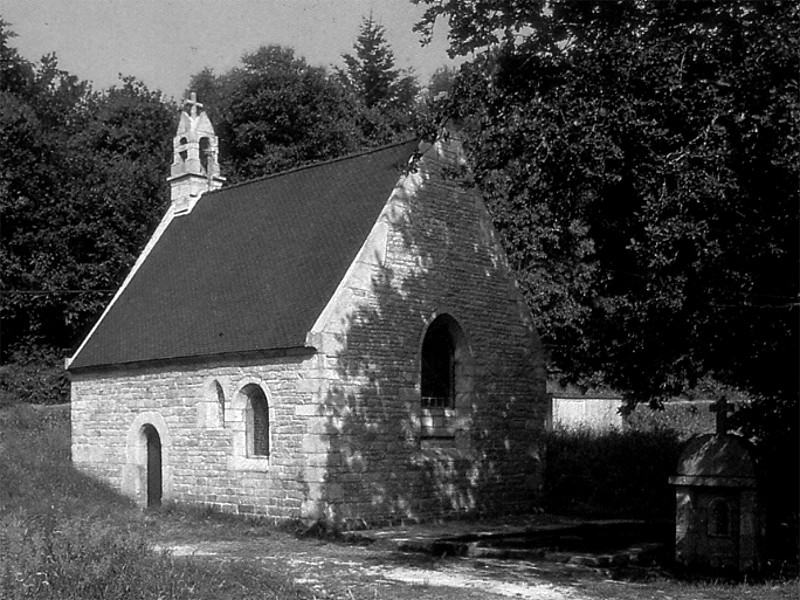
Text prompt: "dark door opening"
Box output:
[[144, 425, 162, 507]]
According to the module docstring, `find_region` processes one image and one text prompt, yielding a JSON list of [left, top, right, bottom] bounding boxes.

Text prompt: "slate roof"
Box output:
[[69, 138, 421, 370]]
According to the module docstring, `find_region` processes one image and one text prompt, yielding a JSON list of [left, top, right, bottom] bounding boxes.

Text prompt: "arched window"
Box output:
[[421, 316, 456, 408], [199, 379, 226, 428], [179, 136, 188, 163], [243, 384, 269, 457]]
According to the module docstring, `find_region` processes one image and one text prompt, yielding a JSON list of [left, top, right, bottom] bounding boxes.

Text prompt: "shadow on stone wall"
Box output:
[[310, 146, 545, 526]]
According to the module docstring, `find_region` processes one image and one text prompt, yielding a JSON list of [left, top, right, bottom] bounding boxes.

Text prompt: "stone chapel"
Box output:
[[67, 96, 548, 525]]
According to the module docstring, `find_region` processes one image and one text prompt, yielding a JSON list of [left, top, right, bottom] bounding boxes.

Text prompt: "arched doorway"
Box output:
[[123, 413, 172, 506], [143, 424, 162, 507]]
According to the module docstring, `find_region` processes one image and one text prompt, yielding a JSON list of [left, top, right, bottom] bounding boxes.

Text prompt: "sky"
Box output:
[[2, 0, 459, 101]]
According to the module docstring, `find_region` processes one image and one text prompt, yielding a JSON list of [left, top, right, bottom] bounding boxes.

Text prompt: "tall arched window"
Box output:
[[421, 316, 457, 408], [419, 314, 474, 447], [243, 384, 269, 457]]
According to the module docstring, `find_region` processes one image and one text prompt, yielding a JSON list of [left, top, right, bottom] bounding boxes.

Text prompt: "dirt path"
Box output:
[[162, 534, 659, 600]]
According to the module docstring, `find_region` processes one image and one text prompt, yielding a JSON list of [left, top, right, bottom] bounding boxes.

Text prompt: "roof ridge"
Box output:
[[207, 137, 420, 196]]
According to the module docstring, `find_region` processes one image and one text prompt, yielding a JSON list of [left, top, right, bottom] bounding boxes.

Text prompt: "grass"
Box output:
[[0, 404, 311, 600]]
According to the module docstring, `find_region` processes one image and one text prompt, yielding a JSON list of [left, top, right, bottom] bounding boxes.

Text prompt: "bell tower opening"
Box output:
[[179, 137, 188, 164], [199, 137, 210, 173]]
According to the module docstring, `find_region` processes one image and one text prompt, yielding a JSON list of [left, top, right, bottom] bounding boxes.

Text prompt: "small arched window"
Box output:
[[199, 379, 226, 428], [179, 137, 188, 163], [421, 315, 459, 409], [243, 384, 269, 457], [213, 380, 225, 426]]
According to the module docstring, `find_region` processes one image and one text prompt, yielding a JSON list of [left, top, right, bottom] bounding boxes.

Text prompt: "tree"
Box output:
[[53, 77, 175, 337], [339, 14, 420, 144], [415, 0, 799, 557], [1, 23, 92, 363], [425, 66, 458, 101], [341, 14, 418, 110], [188, 45, 361, 182], [415, 0, 798, 403], [1, 21, 175, 393], [0, 19, 33, 95]]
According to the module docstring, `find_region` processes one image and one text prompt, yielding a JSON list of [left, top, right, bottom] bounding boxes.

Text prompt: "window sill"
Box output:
[[231, 455, 271, 472], [412, 447, 476, 463], [421, 427, 456, 438]]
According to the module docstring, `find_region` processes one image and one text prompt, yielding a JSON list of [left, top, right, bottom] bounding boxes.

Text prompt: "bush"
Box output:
[[0, 348, 69, 407], [543, 426, 682, 519], [624, 401, 716, 439], [731, 396, 800, 564]]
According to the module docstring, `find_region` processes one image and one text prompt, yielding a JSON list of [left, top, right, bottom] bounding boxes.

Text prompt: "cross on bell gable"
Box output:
[[710, 396, 730, 434], [184, 91, 204, 117]]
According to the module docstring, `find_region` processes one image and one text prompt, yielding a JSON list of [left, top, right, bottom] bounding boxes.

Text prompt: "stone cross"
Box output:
[[184, 92, 203, 117], [710, 396, 730, 434]]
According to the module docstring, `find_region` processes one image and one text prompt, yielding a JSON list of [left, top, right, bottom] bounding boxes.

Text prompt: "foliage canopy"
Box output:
[[189, 45, 362, 183], [415, 0, 799, 407], [0, 20, 175, 369], [190, 22, 423, 183]]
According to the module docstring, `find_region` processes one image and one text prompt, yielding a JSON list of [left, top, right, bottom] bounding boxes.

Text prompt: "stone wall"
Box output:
[[71, 133, 548, 525], [71, 353, 318, 518], [302, 134, 548, 524], [551, 397, 624, 431]]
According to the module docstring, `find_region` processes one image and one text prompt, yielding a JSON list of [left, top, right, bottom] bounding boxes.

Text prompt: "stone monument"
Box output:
[[669, 398, 765, 574]]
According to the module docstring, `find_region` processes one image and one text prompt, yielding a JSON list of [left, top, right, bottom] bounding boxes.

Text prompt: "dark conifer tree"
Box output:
[[339, 14, 420, 144]]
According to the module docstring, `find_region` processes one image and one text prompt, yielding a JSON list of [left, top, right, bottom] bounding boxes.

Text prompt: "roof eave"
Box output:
[[67, 344, 316, 375]]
